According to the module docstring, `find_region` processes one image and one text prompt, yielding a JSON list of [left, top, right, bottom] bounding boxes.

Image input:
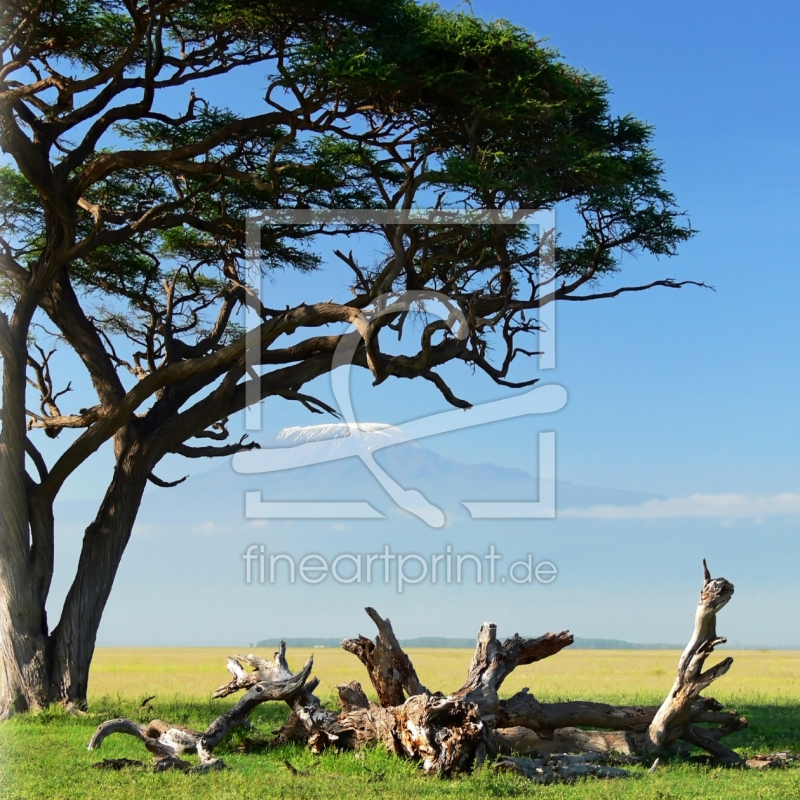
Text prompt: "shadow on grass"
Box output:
[[5, 694, 294, 735], [722, 703, 800, 754], [8, 697, 799, 756]]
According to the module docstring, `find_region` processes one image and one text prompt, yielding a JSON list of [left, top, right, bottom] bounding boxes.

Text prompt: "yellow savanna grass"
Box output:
[[88, 647, 800, 706]]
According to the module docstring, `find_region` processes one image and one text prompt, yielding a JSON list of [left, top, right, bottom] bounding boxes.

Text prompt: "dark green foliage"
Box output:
[[1, 0, 693, 309]]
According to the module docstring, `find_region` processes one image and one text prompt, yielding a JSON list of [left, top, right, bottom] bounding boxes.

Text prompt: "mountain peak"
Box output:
[[275, 422, 416, 450]]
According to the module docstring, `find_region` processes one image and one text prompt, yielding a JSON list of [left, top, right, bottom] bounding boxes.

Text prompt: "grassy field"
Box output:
[[2, 647, 799, 799]]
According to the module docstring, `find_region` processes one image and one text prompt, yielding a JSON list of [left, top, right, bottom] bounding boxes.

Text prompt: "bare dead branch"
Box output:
[[645, 560, 735, 753], [342, 607, 429, 707], [26, 406, 102, 433]]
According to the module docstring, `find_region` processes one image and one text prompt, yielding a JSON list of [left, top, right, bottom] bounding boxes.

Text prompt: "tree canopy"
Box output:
[[0, 0, 697, 716]]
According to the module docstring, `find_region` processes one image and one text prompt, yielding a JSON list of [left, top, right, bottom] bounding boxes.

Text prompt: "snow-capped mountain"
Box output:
[[53, 422, 662, 541], [275, 422, 406, 445], [225, 422, 661, 515]]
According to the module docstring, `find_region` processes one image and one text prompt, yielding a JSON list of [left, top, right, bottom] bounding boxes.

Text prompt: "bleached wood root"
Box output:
[[330, 599, 746, 769], [213, 640, 300, 697], [450, 623, 574, 719], [336, 680, 371, 712], [88, 718, 202, 759], [280, 611, 576, 775], [644, 560, 740, 758], [88, 657, 313, 770]]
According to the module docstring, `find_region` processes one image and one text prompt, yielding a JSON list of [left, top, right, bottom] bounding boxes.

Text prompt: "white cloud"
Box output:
[[193, 521, 216, 533], [560, 493, 800, 519], [132, 523, 153, 535]]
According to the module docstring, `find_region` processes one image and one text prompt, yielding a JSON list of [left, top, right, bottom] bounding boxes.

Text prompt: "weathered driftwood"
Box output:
[[212, 641, 301, 697], [644, 560, 739, 758], [219, 621, 603, 775], [494, 753, 632, 784], [494, 725, 639, 757], [491, 563, 744, 764], [89, 561, 754, 780], [498, 693, 745, 742], [277, 621, 573, 774], [213, 640, 325, 748], [88, 657, 313, 770], [450, 624, 574, 719], [302, 562, 743, 772], [341, 607, 429, 706], [336, 680, 372, 712], [88, 717, 202, 762]]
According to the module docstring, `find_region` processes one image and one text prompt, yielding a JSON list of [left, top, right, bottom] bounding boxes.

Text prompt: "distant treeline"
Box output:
[[255, 636, 684, 650]]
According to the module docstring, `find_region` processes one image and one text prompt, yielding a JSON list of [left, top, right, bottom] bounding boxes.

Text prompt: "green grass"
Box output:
[[2, 649, 800, 799]]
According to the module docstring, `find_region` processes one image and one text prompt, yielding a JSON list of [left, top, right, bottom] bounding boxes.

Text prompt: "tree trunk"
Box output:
[[0, 305, 52, 717], [0, 508, 56, 717], [0, 493, 51, 716], [47, 448, 151, 707], [0, 569, 51, 717], [0, 427, 152, 716]]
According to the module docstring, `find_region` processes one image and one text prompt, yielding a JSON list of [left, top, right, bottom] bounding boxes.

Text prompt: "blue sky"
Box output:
[[34, 1, 800, 648]]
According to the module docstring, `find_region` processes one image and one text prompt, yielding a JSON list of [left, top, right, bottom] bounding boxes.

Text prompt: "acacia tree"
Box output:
[[0, 0, 697, 717]]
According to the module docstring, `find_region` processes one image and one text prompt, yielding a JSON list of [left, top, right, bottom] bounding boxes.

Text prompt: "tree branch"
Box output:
[[26, 406, 102, 433], [147, 472, 188, 488], [560, 279, 714, 302], [0, 408, 49, 481], [24, 436, 49, 481], [172, 436, 260, 459], [422, 370, 472, 409]]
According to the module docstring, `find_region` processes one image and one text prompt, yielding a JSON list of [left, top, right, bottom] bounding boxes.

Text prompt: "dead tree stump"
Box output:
[[643, 559, 744, 764], [341, 607, 429, 706]]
